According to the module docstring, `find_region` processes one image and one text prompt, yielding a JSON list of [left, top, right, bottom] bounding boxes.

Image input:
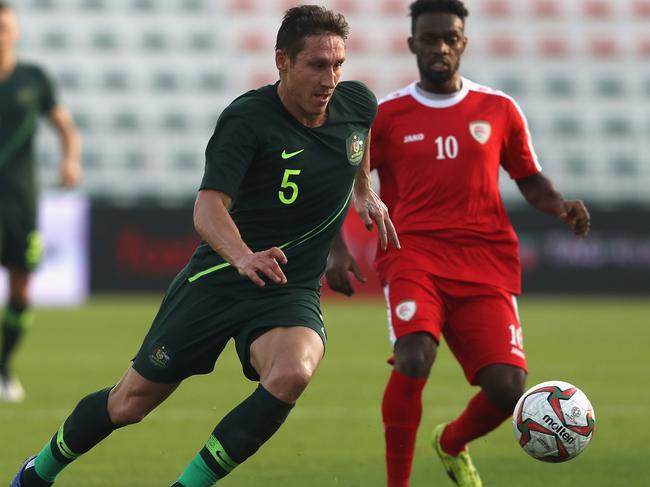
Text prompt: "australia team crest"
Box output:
[[469, 120, 491, 144], [346, 131, 367, 165]]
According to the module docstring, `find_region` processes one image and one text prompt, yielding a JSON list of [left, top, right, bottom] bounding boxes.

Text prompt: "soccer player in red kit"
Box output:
[[326, 1, 591, 486]]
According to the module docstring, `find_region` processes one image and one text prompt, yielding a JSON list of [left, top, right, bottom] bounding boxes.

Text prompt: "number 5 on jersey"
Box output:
[[279, 169, 301, 205]]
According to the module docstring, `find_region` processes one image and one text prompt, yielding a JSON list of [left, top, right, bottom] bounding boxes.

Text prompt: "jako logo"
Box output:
[[403, 133, 425, 143], [542, 414, 575, 444]]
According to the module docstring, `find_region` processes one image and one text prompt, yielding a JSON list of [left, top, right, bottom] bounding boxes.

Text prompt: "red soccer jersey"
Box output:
[[371, 78, 541, 294]]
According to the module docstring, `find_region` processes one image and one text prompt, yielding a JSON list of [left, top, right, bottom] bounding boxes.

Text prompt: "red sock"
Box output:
[[382, 369, 427, 487], [440, 390, 511, 456]]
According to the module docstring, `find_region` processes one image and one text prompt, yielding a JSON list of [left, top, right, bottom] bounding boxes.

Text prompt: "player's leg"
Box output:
[[174, 326, 324, 487], [382, 272, 444, 487], [15, 366, 178, 486], [433, 283, 526, 486], [0, 268, 31, 402]]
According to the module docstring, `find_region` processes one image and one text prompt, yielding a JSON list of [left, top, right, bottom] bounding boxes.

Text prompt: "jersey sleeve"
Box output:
[[500, 98, 542, 179], [370, 105, 388, 170], [200, 104, 259, 198], [36, 66, 57, 114]]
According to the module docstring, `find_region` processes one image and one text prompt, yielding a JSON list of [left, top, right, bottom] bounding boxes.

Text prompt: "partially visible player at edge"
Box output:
[[0, 2, 81, 403], [12, 5, 398, 487], [326, 1, 590, 486]]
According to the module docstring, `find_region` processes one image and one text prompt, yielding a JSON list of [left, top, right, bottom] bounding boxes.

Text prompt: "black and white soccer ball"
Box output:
[[513, 380, 595, 462]]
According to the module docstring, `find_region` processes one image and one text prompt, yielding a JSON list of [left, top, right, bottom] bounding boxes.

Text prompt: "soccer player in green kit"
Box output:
[[0, 2, 81, 403], [12, 5, 398, 486]]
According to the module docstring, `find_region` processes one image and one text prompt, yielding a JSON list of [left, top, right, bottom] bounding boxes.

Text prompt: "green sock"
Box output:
[[26, 388, 117, 484], [0, 304, 32, 376], [176, 385, 293, 486]]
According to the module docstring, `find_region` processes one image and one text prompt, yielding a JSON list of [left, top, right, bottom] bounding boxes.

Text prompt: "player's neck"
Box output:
[[277, 82, 327, 128], [0, 52, 16, 80], [418, 74, 462, 95]]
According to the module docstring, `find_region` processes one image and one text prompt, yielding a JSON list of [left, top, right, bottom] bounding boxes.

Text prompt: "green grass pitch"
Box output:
[[1, 295, 648, 486]]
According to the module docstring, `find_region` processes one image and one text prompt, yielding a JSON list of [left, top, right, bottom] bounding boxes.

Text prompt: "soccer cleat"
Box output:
[[10, 455, 37, 487], [0, 375, 25, 403], [432, 423, 483, 487]]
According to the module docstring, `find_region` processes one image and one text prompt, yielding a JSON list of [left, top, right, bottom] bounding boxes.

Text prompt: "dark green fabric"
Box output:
[[0, 63, 56, 203], [132, 266, 326, 383], [0, 303, 28, 376], [198, 385, 293, 479], [188, 80, 377, 297]]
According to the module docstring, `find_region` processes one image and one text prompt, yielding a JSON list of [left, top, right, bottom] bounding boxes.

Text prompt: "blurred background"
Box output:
[[1, 2, 649, 486], [3, 0, 649, 301]]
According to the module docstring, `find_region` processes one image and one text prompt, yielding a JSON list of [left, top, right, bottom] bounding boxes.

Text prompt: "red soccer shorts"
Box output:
[[383, 270, 527, 384]]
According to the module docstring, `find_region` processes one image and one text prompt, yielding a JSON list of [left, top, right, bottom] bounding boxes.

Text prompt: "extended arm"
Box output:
[[353, 129, 400, 250], [48, 106, 82, 187], [193, 189, 287, 286], [516, 173, 591, 237]]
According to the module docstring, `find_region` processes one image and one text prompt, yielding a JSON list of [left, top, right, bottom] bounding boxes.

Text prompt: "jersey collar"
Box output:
[[408, 77, 470, 108]]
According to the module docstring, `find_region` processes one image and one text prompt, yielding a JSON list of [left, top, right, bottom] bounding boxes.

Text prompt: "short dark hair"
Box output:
[[409, 0, 469, 34], [0, 2, 12, 10], [276, 5, 349, 62]]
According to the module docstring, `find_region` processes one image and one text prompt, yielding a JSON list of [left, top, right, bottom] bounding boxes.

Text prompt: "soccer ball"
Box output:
[[513, 380, 595, 462]]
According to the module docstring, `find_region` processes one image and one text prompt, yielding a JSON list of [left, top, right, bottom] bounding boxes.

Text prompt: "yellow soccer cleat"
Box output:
[[432, 423, 483, 487]]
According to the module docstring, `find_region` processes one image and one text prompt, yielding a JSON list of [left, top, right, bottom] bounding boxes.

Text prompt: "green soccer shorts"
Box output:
[[132, 266, 327, 383], [0, 203, 42, 272]]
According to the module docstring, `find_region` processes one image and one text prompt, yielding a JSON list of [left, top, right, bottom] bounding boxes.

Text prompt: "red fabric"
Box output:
[[385, 271, 527, 384], [382, 369, 427, 487], [440, 390, 512, 456], [371, 79, 541, 294]]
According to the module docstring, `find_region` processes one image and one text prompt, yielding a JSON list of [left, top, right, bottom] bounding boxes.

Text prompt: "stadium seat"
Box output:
[[112, 111, 141, 132], [583, 0, 613, 18], [31, 0, 55, 11], [238, 32, 269, 53], [639, 38, 650, 58], [187, 31, 215, 52], [563, 155, 588, 175], [496, 76, 525, 97], [57, 69, 82, 91], [482, 0, 512, 17], [130, 0, 157, 12], [589, 38, 619, 58], [487, 36, 519, 57], [71, 110, 92, 131], [179, 0, 209, 12], [228, 0, 256, 12], [609, 156, 638, 175], [92, 31, 119, 51], [538, 37, 570, 58], [198, 71, 226, 92], [602, 117, 632, 137], [553, 116, 582, 137], [152, 71, 180, 92], [142, 31, 167, 52], [161, 112, 190, 132], [531, 0, 560, 17], [102, 70, 130, 92], [633, 0, 650, 16], [545, 76, 575, 97], [595, 77, 624, 97], [380, 0, 408, 15], [80, 0, 108, 11], [42, 30, 68, 50]]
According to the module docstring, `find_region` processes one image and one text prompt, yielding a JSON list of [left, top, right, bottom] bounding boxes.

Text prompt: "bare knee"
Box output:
[[107, 388, 152, 426], [478, 364, 526, 412], [393, 332, 437, 378], [262, 363, 315, 403]]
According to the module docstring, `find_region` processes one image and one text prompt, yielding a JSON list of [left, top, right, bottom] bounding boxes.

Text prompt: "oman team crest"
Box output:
[[395, 300, 417, 321], [469, 120, 491, 144], [346, 131, 367, 165]]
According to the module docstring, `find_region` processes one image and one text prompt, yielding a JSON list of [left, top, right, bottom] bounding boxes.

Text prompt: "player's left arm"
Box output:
[[48, 106, 82, 187], [516, 173, 591, 237], [353, 129, 400, 250], [325, 230, 366, 296]]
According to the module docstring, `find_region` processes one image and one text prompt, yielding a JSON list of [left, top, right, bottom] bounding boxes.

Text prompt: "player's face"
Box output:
[[276, 34, 345, 127], [408, 13, 467, 91], [0, 9, 19, 53]]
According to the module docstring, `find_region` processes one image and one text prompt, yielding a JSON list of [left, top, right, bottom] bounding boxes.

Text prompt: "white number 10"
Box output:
[[435, 135, 458, 160]]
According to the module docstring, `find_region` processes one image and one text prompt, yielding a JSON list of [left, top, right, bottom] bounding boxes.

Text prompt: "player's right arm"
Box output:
[[193, 189, 287, 287]]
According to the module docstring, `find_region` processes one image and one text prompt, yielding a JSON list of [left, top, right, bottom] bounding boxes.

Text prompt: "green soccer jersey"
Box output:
[[0, 63, 56, 205], [187, 80, 377, 296]]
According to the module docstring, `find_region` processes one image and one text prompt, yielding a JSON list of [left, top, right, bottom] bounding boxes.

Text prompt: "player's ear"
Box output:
[[407, 36, 416, 54], [275, 49, 289, 72]]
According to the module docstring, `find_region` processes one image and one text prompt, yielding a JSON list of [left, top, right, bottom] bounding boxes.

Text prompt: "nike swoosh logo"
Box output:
[[281, 149, 304, 159]]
